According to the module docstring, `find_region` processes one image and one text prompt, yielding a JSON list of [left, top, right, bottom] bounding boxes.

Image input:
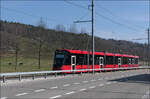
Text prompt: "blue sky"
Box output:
[[1, 0, 149, 43]]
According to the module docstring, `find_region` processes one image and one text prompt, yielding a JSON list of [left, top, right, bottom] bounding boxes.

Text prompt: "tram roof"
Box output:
[[63, 49, 104, 55], [122, 54, 130, 57], [105, 53, 114, 56], [115, 54, 122, 57], [60, 49, 138, 57], [128, 55, 135, 58], [134, 56, 139, 58]]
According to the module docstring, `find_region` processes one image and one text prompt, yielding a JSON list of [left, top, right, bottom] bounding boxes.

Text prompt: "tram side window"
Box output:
[[82, 54, 87, 65], [123, 57, 128, 64], [76, 54, 87, 65], [89, 55, 98, 65], [64, 54, 71, 65], [135, 58, 138, 64], [89, 55, 104, 65], [131, 58, 135, 64], [94, 55, 99, 65], [115, 56, 118, 64], [89, 55, 92, 65], [72, 57, 75, 64], [128, 58, 131, 64], [106, 56, 113, 65]]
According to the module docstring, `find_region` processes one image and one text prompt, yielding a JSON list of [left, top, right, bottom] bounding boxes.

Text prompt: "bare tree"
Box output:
[[69, 23, 78, 33], [55, 24, 66, 32], [38, 17, 46, 29], [37, 17, 46, 69], [14, 27, 19, 71]]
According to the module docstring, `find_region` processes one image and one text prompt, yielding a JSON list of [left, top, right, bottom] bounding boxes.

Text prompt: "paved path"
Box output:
[[0, 69, 149, 99]]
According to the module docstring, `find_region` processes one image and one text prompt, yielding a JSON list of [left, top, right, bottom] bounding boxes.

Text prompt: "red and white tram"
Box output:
[[53, 49, 139, 73]]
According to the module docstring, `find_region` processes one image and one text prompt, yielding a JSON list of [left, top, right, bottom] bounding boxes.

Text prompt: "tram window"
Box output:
[[135, 58, 138, 64], [76, 55, 81, 65], [115, 57, 118, 64], [100, 58, 103, 64], [64, 55, 71, 65], [76, 54, 87, 65], [95, 55, 99, 65], [128, 58, 131, 64], [123, 57, 128, 64], [132, 59, 135, 64], [55, 50, 69, 65], [106, 56, 113, 65], [72, 57, 75, 64], [83, 55, 87, 65], [89, 55, 92, 65], [89, 55, 102, 65], [56, 54, 64, 58], [54, 54, 65, 65]]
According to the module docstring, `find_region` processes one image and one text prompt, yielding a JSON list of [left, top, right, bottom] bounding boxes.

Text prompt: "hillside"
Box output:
[[0, 20, 148, 72]]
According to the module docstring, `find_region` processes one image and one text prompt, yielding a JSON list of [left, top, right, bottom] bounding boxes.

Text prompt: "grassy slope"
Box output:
[[1, 55, 53, 73], [1, 35, 54, 73]]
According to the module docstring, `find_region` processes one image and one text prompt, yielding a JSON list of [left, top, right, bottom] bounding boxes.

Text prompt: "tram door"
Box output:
[[118, 58, 121, 68], [71, 56, 76, 71], [129, 58, 131, 68], [132, 58, 135, 67], [99, 57, 104, 69]]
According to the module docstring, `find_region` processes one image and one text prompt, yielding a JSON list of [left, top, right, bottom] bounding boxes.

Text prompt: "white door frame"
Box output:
[[129, 58, 131, 67], [71, 56, 76, 70], [118, 58, 121, 67], [132, 58, 135, 67], [99, 57, 104, 68]]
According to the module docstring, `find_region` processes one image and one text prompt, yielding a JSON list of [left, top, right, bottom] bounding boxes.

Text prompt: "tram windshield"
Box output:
[[54, 54, 65, 65]]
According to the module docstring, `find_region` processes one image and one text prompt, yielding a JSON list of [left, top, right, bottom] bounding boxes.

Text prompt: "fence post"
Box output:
[[73, 70, 75, 76], [32, 74, 35, 80], [64, 73, 66, 76], [3, 76, 6, 83], [99, 68, 101, 73], [80, 70, 82, 75], [44, 73, 47, 79], [105, 68, 107, 72], [19, 74, 22, 81], [55, 72, 57, 77]]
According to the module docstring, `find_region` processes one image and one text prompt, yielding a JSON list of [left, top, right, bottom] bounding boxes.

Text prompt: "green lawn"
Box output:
[[0, 55, 53, 73]]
